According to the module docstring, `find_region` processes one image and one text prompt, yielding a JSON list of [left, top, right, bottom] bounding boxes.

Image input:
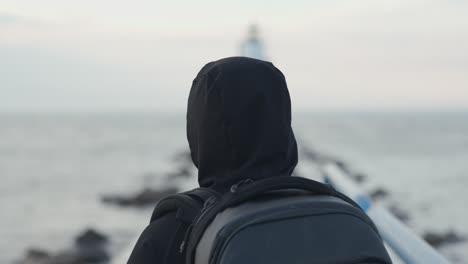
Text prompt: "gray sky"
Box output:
[[1, 0, 467, 112]]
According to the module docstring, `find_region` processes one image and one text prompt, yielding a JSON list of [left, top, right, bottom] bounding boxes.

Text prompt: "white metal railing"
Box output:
[[323, 163, 451, 264]]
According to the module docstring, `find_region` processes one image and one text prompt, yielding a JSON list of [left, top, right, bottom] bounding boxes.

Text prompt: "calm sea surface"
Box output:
[[1, 112, 467, 263]]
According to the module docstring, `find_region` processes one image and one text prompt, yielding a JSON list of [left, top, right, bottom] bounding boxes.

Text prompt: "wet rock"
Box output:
[[28, 248, 51, 259], [387, 204, 410, 223], [166, 166, 192, 179], [74, 229, 109, 262], [301, 147, 357, 178], [333, 160, 353, 175], [423, 230, 466, 248], [76, 229, 108, 246], [334, 160, 346, 169], [15, 248, 51, 264], [351, 173, 366, 183], [302, 148, 338, 165], [302, 148, 321, 162], [102, 187, 178, 207], [370, 187, 389, 201], [15, 228, 110, 264]]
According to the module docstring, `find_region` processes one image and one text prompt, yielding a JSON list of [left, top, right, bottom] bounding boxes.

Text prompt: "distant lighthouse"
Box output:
[[240, 24, 266, 61]]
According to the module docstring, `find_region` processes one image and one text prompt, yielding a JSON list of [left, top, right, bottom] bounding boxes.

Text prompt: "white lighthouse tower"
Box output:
[[240, 24, 267, 61]]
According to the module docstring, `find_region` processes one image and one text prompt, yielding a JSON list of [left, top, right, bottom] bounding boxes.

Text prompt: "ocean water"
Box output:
[[1, 112, 467, 263]]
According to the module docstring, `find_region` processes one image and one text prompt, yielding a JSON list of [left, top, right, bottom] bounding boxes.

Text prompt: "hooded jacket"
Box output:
[[188, 57, 298, 192], [128, 57, 298, 264]]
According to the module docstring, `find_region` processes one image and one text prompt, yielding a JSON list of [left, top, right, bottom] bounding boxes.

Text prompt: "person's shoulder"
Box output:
[[142, 211, 179, 243], [127, 212, 180, 264]]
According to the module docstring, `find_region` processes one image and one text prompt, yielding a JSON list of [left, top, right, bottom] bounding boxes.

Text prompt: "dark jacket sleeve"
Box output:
[[127, 212, 185, 264]]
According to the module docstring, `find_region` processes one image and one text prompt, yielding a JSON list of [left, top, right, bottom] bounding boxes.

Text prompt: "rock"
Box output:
[[387, 204, 410, 223], [423, 230, 466, 248], [75, 229, 108, 247], [302, 148, 321, 162], [73, 244, 109, 263], [351, 173, 366, 183], [166, 166, 192, 179], [333, 160, 352, 174], [370, 187, 389, 201], [302, 148, 336, 165], [15, 228, 110, 264], [102, 187, 179, 207], [15, 248, 51, 264], [27, 249, 51, 260], [75, 228, 109, 262]]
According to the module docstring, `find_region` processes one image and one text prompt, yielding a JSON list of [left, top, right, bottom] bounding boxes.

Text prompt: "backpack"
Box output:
[[150, 176, 392, 264]]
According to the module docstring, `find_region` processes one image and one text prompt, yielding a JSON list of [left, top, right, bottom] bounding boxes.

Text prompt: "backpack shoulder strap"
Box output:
[[227, 176, 361, 209], [150, 188, 219, 224], [185, 176, 368, 264]]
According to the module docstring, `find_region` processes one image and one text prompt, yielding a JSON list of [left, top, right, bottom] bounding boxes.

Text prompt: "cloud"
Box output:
[[0, 12, 21, 24], [0, 11, 46, 28], [1, 1, 468, 111]]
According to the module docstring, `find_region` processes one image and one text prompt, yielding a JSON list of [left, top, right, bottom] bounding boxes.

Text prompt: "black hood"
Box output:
[[187, 57, 298, 193]]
